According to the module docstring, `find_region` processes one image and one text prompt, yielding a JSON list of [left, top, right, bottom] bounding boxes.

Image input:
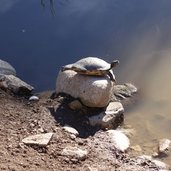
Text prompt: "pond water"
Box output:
[[1, 0, 171, 165]]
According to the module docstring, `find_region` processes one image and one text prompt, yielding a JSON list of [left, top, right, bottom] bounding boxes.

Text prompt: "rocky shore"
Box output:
[[0, 58, 170, 171]]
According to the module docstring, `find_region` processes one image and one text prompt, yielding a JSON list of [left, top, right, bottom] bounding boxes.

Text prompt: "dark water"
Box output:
[[1, 0, 171, 165]]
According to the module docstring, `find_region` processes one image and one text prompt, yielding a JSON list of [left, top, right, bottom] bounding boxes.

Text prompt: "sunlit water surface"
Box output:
[[0, 0, 171, 165]]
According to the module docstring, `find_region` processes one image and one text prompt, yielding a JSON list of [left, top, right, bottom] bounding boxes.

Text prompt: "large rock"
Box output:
[[0, 74, 34, 95], [0, 59, 16, 76], [56, 70, 114, 107]]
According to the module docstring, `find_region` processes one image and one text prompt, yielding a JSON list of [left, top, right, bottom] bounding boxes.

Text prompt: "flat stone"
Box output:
[[63, 125, 79, 136], [61, 146, 88, 160], [89, 102, 124, 129], [22, 133, 54, 147], [56, 70, 114, 107], [0, 75, 34, 95], [107, 130, 130, 152]]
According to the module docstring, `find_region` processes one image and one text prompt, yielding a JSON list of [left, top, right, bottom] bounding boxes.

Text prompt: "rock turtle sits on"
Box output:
[[0, 59, 16, 76], [61, 57, 119, 82]]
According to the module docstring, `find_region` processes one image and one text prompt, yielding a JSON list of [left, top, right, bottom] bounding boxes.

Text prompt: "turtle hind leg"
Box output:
[[108, 71, 116, 82]]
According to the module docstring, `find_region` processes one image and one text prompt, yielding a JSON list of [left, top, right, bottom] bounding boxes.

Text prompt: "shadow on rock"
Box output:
[[49, 93, 103, 138]]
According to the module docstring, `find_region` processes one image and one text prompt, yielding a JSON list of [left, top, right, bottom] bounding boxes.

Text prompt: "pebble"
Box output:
[[107, 130, 130, 152], [61, 146, 88, 160], [63, 125, 79, 136], [29, 95, 39, 101], [22, 133, 54, 147]]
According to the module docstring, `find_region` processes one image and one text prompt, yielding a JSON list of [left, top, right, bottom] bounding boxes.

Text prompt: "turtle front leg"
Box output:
[[108, 71, 116, 82]]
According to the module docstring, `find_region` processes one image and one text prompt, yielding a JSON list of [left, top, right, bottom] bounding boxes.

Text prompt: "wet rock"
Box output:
[[107, 129, 130, 152], [22, 133, 53, 147], [61, 146, 88, 160], [0, 75, 34, 95], [113, 83, 137, 100], [158, 138, 171, 156], [0, 59, 16, 76], [63, 125, 79, 136], [68, 100, 83, 110], [88, 102, 124, 129], [56, 70, 113, 107]]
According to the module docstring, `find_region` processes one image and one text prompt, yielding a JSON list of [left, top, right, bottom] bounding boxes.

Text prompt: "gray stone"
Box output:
[[89, 102, 124, 129], [63, 125, 79, 136], [158, 138, 171, 155], [0, 75, 34, 95], [61, 146, 88, 160], [56, 70, 114, 107], [0, 59, 16, 76], [107, 130, 130, 152], [113, 83, 137, 100], [22, 133, 53, 147]]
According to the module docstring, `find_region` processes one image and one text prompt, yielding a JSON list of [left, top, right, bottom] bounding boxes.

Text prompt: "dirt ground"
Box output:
[[0, 89, 169, 171]]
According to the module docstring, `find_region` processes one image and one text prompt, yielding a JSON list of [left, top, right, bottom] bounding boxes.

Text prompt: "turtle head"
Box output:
[[111, 60, 119, 69]]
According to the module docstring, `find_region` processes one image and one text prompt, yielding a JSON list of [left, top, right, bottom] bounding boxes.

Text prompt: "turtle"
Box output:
[[61, 57, 119, 82], [0, 59, 16, 76]]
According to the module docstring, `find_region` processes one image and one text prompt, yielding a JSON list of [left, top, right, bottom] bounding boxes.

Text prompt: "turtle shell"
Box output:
[[62, 57, 115, 75], [0, 59, 16, 76]]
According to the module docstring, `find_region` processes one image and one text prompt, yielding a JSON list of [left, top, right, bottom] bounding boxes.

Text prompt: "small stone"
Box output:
[[68, 100, 83, 110], [29, 95, 39, 101], [61, 146, 88, 160], [63, 125, 79, 136], [22, 133, 53, 147], [89, 102, 124, 129], [107, 130, 130, 152], [158, 138, 171, 155], [38, 127, 45, 133], [70, 134, 76, 140]]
